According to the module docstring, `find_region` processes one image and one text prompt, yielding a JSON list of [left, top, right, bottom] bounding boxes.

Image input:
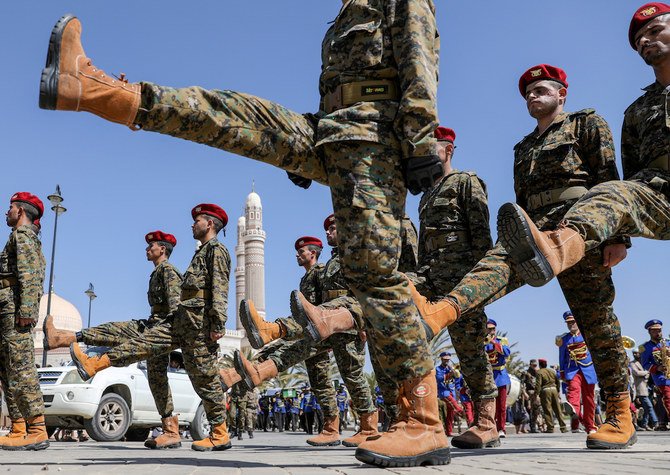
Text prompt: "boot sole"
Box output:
[[233, 351, 255, 390], [451, 437, 500, 449], [191, 441, 232, 452], [239, 301, 265, 350], [497, 202, 553, 287], [70, 344, 93, 380], [341, 440, 359, 447], [289, 290, 323, 343], [355, 447, 450, 467], [40, 14, 76, 110], [146, 441, 182, 450], [306, 439, 341, 447], [2, 440, 50, 451], [586, 432, 637, 450]]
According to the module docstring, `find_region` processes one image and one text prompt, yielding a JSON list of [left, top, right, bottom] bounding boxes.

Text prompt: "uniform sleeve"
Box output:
[[208, 246, 231, 333], [535, 373, 542, 393], [389, 0, 440, 159], [15, 230, 44, 321], [621, 106, 641, 180], [398, 216, 419, 275], [558, 342, 567, 375], [463, 175, 493, 261], [164, 265, 183, 316]]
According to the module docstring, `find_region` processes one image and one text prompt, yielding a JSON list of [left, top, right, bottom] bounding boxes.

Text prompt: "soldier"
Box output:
[[535, 359, 568, 433], [244, 388, 258, 438], [39, 4, 446, 465], [229, 384, 246, 440], [0, 193, 47, 451], [45, 230, 183, 449], [407, 64, 634, 449], [66, 203, 233, 452], [494, 2, 670, 449], [639, 319, 670, 423], [484, 320, 511, 438], [521, 359, 542, 433], [557, 311, 598, 434]]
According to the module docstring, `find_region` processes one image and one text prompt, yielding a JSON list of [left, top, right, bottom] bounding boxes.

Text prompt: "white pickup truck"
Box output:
[[36, 347, 209, 442]]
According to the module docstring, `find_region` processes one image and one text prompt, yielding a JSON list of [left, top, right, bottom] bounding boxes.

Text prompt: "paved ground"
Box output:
[[1, 429, 668, 474]]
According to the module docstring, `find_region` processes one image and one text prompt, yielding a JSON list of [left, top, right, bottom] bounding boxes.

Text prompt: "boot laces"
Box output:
[[603, 397, 621, 430], [112, 72, 129, 83]]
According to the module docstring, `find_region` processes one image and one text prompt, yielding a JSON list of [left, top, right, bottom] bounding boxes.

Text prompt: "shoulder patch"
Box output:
[[571, 108, 596, 117]]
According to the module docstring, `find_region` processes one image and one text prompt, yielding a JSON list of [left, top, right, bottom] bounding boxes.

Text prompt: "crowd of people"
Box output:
[[1, 1, 669, 469]]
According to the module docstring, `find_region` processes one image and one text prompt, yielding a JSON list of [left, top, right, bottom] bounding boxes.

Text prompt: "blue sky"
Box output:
[[1, 1, 667, 368]]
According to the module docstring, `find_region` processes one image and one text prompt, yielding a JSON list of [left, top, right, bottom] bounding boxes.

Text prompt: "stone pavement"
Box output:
[[0, 430, 668, 474]]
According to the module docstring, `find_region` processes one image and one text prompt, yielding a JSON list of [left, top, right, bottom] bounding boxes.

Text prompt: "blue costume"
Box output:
[[558, 332, 598, 384], [485, 337, 511, 388]]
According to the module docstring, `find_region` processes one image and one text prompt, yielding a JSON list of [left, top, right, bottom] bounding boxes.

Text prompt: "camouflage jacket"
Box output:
[[147, 260, 183, 320], [299, 262, 326, 306], [316, 0, 440, 159], [622, 81, 670, 197], [181, 237, 230, 333], [243, 388, 258, 407], [417, 170, 493, 295], [0, 225, 46, 321], [399, 215, 419, 274], [514, 110, 625, 232], [318, 248, 353, 302]]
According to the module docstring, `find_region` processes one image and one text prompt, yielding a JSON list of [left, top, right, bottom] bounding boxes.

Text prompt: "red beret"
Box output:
[[518, 64, 568, 97], [10, 192, 44, 218], [295, 236, 323, 250], [538, 358, 547, 364], [629, 3, 670, 49], [434, 126, 456, 143], [323, 214, 335, 231], [33, 219, 41, 230], [192, 203, 228, 228], [145, 230, 177, 247]]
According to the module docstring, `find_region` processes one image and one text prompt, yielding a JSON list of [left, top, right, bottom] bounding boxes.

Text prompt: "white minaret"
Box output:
[[243, 187, 266, 318], [234, 216, 246, 330]]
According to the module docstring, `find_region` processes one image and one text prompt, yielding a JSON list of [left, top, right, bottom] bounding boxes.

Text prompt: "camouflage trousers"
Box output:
[[103, 306, 226, 425], [258, 332, 375, 417], [564, 179, 670, 249], [446, 243, 629, 396], [235, 400, 249, 432], [0, 293, 44, 419], [137, 84, 433, 381], [81, 319, 173, 417]]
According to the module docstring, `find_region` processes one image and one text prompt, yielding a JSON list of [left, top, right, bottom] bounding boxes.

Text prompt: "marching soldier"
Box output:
[[494, 2, 670, 449], [557, 311, 598, 434], [535, 359, 568, 433], [45, 230, 183, 449], [484, 320, 511, 438], [244, 388, 258, 438], [639, 319, 670, 423], [39, 3, 447, 466], [0, 193, 47, 451], [521, 360, 542, 433], [66, 204, 233, 452]]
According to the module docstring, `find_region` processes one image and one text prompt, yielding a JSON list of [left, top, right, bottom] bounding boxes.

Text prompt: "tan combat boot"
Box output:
[[191, 421, 232, 452], [497, 203, 585, 287], [145, 415, 182, 449], [342, 411, 379, 447], [3, 416, 50, 451], [406, 279, 460, 340], [290, 290, 355, 342], [39, 15, 141, 126], [219, 367, 242, 391], [44, 314, 77, 350], [355, 370, 450, 467], [586, 392, 637, 449], [0, 419, 27, 449], [233, 350, 278, 389], [70, 342, 111, 380], [451, 397, 500, 449], [306, 415, 341, 446], [240, 299, 286, 349]]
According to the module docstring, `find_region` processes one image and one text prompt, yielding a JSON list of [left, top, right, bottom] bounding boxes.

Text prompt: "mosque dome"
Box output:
[[33, 292, 83, 350], [246, 191, 262, 208]]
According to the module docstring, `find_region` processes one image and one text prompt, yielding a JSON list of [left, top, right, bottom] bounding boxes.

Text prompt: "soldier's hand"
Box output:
[[286, 171, 312, 189], [210, 331, 224, 342], [602, 243, 627, 267], [16, 317, 34, 327], [403, 155, 444, 195]]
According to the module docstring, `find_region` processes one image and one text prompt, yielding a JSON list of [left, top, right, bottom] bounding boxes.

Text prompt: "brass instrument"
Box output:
[[661, 338, 670, 374], [621, 336, 636, 350]]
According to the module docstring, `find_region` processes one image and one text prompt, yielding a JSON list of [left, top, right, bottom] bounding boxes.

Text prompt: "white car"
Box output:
[[37, 347, 209, 442]]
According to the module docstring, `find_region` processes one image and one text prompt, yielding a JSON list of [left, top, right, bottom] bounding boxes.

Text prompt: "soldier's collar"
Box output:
[[643, 81, 665, 92], [528, 112, 569, 139], [331, 247, 339, 257]]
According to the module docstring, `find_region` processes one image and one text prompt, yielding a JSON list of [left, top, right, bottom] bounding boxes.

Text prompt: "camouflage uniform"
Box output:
[[243, 389, 258, 433], [101, 237, 231, 425], [0, 225, 46, 419], [80, 260, 182, 417], [563, 82, 670, 248], [135, 0, 439, 381], [444, 110, 630, 396], [417, 169, 493, 399]]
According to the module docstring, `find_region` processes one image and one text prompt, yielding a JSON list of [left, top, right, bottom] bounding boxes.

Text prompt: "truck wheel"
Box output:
[[84, 393, 131, 442], [189, 404, 210, 441]]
